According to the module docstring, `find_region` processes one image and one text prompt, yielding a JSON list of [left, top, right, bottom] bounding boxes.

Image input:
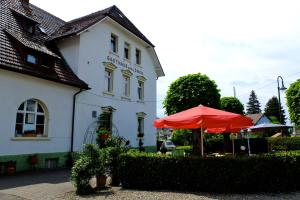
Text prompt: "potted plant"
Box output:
[[95, 148, 109, 188], [7, 161, 16, 175], [28, 154, 38, 169], [96, 129, 111, 148]]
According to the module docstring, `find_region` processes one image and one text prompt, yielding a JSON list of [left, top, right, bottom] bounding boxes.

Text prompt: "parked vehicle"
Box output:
[[161, 140, 176, 151]]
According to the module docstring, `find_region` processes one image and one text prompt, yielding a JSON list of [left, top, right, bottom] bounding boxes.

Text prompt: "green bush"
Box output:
[[119, 151, 300, 193], [71, 145, 108, 195], [268, 137, 300, 151], [171, 129, 193, 146]]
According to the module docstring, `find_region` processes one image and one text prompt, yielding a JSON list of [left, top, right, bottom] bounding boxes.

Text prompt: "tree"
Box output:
[[220, 97, 244, 114], [163, 73, 221, 115], [264, 96, 286, 124], [171, 129, 193, 146], [286, 79, 300, 126], [246, 90, 262, 114], [220, 97, 244, 152]]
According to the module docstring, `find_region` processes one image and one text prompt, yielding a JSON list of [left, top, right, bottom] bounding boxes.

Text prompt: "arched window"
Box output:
[[15, 99, 47, 137]]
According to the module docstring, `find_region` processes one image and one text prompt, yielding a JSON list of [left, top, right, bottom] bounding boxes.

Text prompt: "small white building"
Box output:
[[0, 0, 164, 172]]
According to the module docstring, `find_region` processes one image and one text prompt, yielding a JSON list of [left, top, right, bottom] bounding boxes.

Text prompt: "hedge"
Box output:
[[268, 137, 300, 151], [119, 151, 300, 193]]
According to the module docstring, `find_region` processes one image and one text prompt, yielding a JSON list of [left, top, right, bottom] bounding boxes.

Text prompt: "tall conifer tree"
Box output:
[[264, 96, 286, 124], [246, 90, 261, 114]]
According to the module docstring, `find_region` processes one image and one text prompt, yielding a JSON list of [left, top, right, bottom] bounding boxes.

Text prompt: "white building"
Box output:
[[0, 0, 164, 172]]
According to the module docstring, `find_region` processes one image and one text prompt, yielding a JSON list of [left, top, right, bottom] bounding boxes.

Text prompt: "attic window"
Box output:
[[26, 24, 34, 34], [38, 25, 46, 34], [26, 54, 37, 64]]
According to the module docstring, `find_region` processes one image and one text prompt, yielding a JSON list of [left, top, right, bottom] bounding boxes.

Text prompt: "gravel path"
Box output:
[[1, 170, 300, 200], [60, 187, 300, 200]]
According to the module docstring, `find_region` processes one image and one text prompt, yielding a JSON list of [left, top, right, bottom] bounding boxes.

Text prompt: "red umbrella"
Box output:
[[154, 105, 252, 129], [154, 105, 253, 156]]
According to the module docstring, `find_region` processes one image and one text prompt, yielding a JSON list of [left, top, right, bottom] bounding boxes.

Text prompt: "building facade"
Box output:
[[0, 0, 164, 172]]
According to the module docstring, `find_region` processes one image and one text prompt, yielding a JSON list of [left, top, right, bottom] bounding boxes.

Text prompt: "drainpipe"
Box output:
[[71, 89, 84, 153]]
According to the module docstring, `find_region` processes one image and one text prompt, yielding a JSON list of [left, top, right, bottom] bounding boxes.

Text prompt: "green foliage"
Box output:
[[246, 90, 262, 114], [71, 144, 108, 195], [286, 79, 300, 126], [268, 137, 300, 151], [264, 96, 286, 124], [119, 151, 300, 192], [220, 97, 244, 114], [268, 116, 281, 124], [171, 129, 193, 146], [163, 73, 220, 115]]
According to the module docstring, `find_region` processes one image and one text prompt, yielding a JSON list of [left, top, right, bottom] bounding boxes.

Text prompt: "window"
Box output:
[[138, 81, 144, 101], [123, 76, 130, 97], [15, 99, 47, 137], [105, 69, 113, 92], [38, 25, 46, 34], [137, 117, 144, 134], [26, 54, 37, 64], [135, 48, 141, 65], [124, 42, 131, 60], [110, 34, 118, 53]]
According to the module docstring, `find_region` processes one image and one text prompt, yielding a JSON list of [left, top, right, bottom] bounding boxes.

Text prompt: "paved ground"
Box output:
[[1, 169, 300, 200], [0, 169, 73, 200]]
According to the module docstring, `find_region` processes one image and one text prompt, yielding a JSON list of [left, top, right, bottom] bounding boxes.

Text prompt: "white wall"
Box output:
[[57, 36, 80, 74], [59, 19, 159, 150], [0, 70, 77, 156]]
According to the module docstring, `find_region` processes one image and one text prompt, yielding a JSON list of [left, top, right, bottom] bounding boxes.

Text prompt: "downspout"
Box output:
[[71, 89, 84, 153]]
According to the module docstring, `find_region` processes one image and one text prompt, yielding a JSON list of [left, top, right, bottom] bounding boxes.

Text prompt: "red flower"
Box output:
[[100, 134, 109, 139]]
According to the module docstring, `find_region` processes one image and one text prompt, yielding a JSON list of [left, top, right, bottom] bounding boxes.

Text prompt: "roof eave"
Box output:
[[0, 64, 89, 89]]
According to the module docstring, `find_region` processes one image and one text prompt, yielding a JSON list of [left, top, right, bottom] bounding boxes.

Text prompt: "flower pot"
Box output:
[[96, 175, 107, 188], [7, 166, 15, 175], [100, 134, 109, 139]]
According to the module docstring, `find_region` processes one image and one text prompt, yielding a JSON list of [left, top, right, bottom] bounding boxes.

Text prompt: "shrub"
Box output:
[[119, 151, 300, 193], [71, 145, 108, 195], [171, 129, 193, 146], [268, 137, 300, 151]]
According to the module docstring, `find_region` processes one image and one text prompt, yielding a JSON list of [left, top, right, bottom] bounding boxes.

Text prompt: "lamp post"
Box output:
[[277, 76, 287, 124]]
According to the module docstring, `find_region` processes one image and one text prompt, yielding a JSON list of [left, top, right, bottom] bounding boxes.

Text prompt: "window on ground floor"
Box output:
[[15, 99, 47, 137]]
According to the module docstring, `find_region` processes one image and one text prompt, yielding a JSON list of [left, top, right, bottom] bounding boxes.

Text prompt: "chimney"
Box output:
[[21, 0, 29, 5]]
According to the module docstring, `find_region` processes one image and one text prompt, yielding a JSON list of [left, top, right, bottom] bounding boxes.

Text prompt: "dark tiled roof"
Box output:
[[0, 0, 88, 88], [51, 5, 155, 47]]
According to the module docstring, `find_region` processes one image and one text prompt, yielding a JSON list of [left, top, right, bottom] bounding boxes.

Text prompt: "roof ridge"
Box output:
[[65, 5, 114, 24], [29, 3, 66, 24]]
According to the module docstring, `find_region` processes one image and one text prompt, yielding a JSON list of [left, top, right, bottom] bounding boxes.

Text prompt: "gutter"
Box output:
[[70, 88, 89, 153]]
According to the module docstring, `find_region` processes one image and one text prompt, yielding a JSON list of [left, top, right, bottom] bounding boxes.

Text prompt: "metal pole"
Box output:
[[232, 133, 235, 156], [201, 127, 204, 157], [277, 77, 282, 124]]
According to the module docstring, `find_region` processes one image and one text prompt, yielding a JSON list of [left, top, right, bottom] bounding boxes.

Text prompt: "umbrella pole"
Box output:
[[247, 132, 251, 156], [201, 127, 204, 157], [232, 133, 235, 156]]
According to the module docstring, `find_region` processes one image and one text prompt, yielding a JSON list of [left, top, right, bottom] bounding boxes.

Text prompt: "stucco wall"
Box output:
[[0, 69, 77, 156], [59, 19, 158, 150]]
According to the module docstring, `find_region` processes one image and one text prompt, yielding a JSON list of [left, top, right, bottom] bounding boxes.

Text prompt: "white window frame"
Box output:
[[138, 81, 144, 101], [15, 99, 47, 137], [123, 75, 130, 97], [105, 69, 113, 93]]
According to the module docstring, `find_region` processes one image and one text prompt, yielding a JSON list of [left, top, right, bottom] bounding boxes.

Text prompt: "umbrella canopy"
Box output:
[[249, 123, 293, 131], [154, 105, 253, 131]]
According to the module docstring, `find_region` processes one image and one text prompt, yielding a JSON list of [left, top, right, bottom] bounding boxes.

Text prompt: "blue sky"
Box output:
[[32, 0, 300, 121]]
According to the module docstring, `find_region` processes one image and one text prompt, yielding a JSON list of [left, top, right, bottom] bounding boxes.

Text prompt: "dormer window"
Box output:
[[38, 25, 46, 34], [27, 24, 34, 34], [26, 54, 37, 64]]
